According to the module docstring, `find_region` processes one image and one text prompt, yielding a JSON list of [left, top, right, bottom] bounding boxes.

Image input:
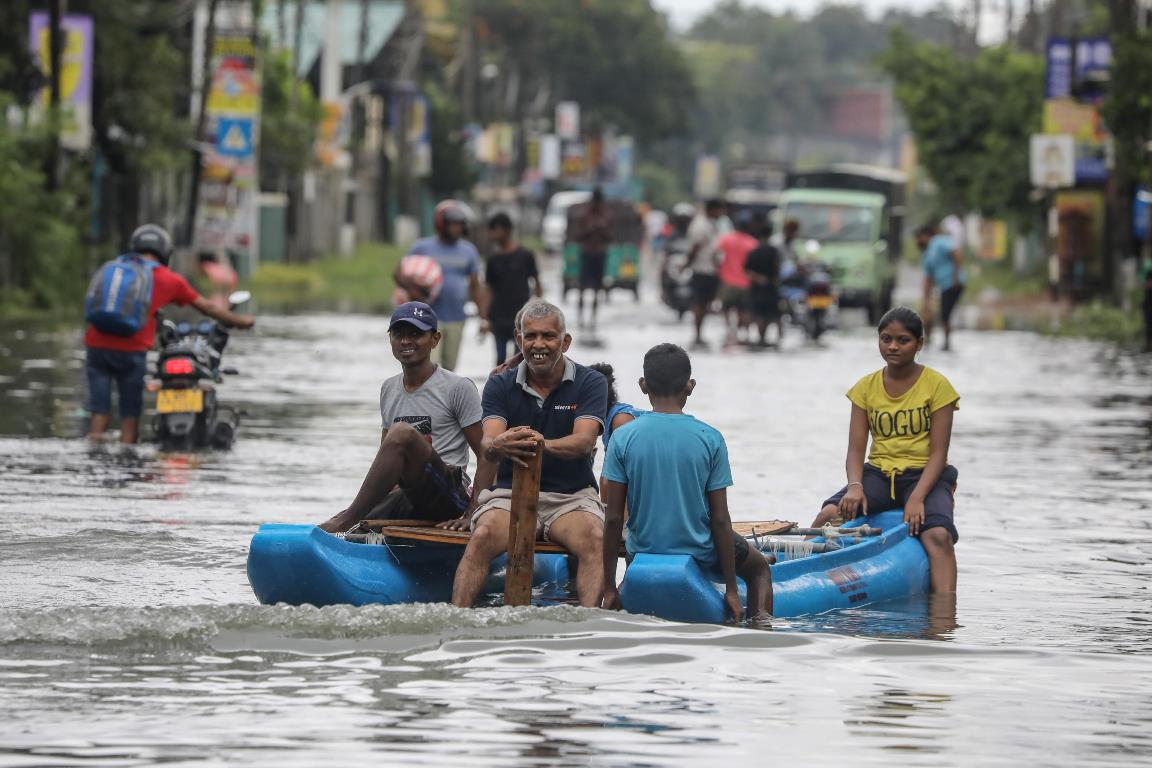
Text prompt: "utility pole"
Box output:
[[357, 0, 370, 85], [45, 0, 66, 192], [291, 0, 304, 111], [184, 0, 219, 247], [461, 0, 476, 125]]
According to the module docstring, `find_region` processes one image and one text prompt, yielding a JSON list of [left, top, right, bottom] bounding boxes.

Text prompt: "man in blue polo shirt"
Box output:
[[450, 300, 608, 607], [398, 202, 483, 371]]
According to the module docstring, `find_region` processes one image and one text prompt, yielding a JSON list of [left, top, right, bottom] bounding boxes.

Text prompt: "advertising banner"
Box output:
[[538, 134, 561, 179], [194, 29, 261, 264], [694, 155, 721, 199], [1043, 99, 1111, 185], [555, 101, 580, 141], [28, 12, 94, 151], [1045, 37, 1111, 101], [1030, 134, 1075, 188]]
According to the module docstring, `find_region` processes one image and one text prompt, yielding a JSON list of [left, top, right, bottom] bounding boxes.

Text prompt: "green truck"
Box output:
[[779, 165, 906, 324]]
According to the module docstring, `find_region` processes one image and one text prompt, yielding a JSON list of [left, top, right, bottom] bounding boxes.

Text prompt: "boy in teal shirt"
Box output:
[[599, 343, 772, 620]]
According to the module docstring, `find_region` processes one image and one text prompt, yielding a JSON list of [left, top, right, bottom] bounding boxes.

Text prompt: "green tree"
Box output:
[[473, 0, 694, 142], [880, 30, 1044, 222], [260, 49, 323, 190], [1102, 30, 1152, 189]]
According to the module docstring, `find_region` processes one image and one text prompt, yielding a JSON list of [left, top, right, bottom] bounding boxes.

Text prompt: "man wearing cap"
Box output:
[[398, 202, 483, 372], [450, 299, 608, 608], [319, 302, 493, 532]]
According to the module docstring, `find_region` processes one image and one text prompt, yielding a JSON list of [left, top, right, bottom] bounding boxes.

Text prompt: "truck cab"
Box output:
[[779, 165, 905, 324]]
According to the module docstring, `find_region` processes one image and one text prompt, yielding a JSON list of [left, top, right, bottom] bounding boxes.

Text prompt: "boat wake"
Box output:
[[0, 602, 605, 654]]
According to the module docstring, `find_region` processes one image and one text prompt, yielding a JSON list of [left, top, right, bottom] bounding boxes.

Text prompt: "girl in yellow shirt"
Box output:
[[813, 307, 959, 593]]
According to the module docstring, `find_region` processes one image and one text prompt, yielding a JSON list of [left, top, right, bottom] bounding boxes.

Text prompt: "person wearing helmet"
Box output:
[[399, 201, 483, 371], [84, 224, 255, 444]]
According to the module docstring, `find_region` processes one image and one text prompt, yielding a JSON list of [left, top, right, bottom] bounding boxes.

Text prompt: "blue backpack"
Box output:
[[84, 254, 158, 336]]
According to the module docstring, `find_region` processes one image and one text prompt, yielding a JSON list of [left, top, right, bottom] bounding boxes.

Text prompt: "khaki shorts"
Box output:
[[432, 321, 465, 371], [470, 486, 605, 541]]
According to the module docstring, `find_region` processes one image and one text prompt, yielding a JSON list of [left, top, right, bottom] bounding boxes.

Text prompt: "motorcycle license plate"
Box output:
[[807, 295, 835, 309], [157, 389, 204, 414]]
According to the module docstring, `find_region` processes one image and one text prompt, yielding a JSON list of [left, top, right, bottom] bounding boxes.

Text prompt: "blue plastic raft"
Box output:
[[246, 509, 929, 622]]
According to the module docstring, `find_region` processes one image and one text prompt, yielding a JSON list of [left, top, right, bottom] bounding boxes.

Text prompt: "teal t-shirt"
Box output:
[[602, 412, 733, 567], [922, 234, 965, 291]]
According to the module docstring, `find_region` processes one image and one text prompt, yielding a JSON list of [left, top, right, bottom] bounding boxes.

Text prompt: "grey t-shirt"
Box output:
[[379, 366, 483, 471]]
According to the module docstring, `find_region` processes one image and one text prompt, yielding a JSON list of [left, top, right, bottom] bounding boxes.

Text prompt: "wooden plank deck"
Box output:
[[358, 519, 797, 555]]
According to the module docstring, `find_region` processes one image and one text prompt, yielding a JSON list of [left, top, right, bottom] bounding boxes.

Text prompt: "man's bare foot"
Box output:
[[318, 510, 356, 533]]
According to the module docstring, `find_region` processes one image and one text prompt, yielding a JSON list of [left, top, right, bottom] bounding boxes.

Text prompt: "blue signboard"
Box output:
[[1135, 187, 1152, 242], [216, 117, 254, 159], [1046, 37, 1112, 101]]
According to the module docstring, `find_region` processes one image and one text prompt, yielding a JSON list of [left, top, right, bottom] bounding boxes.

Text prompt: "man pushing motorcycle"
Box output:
[[83, 224, 255, 444]]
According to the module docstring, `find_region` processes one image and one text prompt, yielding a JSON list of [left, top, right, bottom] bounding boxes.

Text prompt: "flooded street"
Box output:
[[2, 278, 1151, 766]]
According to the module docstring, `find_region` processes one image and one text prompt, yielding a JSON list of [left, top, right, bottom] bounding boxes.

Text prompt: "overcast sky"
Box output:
[[653, 0, 955, 29], [651, 0, 1010, 43]]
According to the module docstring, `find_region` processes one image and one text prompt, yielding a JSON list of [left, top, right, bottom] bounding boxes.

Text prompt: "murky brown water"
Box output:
[[2, 283, 1151, 766]]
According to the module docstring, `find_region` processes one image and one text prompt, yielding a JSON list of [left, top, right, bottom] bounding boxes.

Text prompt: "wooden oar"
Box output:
[[505, 440, 543, 607]]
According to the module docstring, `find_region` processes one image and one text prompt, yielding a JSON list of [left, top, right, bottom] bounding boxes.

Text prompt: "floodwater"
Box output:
[[1, 277, 1151, 766]]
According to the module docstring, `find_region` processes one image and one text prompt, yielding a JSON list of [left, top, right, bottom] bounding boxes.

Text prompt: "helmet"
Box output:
[[671, 202, 696, 219], [733, 208, 757, 231], [433, 200, 469, 237], [130, 224, 173, 264]]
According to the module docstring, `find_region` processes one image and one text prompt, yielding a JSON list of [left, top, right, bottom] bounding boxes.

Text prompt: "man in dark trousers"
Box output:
[[572, 188, 613, 332], [480, 212, 541, 366]]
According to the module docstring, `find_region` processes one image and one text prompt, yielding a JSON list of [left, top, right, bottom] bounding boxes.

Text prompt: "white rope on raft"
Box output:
[[759, 538, 816, 559]]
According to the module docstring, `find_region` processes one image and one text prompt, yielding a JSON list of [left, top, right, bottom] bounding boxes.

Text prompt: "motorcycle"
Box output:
[[803, 262, 836, 342], [151, 291, 251, 450], [781, 241, 839, 342]]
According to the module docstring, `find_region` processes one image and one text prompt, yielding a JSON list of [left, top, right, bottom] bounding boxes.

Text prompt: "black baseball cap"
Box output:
[[389, 301, 438, 332]]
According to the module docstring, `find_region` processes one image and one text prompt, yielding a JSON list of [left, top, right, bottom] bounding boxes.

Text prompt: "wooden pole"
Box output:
[[505, 440, 543, 606]]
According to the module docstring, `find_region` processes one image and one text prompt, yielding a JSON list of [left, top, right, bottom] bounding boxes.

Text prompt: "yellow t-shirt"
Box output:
[[847, 366, 960, 475]]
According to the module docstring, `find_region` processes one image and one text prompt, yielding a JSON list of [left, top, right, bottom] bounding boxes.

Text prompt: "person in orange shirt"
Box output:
[[714, 211, 759, 345]]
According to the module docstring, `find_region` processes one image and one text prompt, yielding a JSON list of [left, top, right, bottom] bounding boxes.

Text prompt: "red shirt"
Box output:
[[716, 231, 758, 289], [84, 264, 200, 352]]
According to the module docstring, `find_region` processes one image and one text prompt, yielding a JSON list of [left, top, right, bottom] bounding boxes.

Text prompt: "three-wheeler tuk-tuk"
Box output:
[[562, 199, 644, 299]]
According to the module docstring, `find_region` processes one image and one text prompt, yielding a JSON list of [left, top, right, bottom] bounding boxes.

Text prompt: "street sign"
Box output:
[[216, 117, 254, 158], [1030, 134, 1075, 189]]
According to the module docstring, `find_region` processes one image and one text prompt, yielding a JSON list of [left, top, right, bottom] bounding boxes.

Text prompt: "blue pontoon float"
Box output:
[[247, 509, 928, 623]]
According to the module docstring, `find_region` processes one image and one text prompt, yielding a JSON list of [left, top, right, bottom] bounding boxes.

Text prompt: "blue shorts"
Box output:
[[821, 464, 959, 543], [86, 348, 148, 419]]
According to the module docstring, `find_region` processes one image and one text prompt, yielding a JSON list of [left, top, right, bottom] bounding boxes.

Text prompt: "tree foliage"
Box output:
[[681, 2, 972, 162], [473, 0, 694, 142], [880, 30, 1043, 221], [1102, 30, 1152, 188], [260, 49, 324, 189], [0, 0, 192, 309]]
